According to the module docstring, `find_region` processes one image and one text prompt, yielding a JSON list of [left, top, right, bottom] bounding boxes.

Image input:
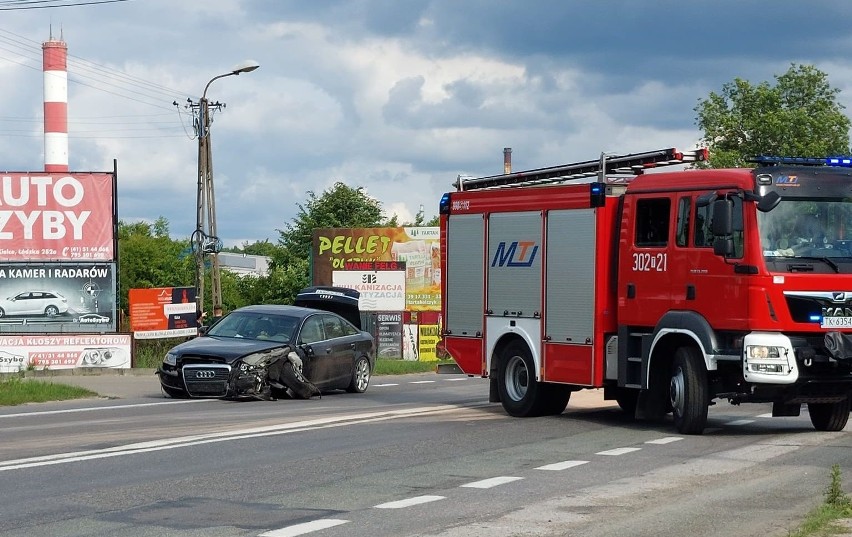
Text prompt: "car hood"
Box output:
[[171, 336, 288, 363]]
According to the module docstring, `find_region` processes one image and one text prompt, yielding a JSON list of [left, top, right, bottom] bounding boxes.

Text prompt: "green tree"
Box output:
[[695, 64, 851, 168], [117, 217, 193, 311], [235, 239, 280, 257], [266, 182, 387, 303], [277, 182, 386, 259]]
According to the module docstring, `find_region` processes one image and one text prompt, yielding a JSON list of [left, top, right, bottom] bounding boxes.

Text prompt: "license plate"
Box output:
[[821, 317, 852, 328]]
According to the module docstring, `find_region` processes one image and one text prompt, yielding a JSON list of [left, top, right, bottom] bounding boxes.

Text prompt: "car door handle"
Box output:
[[324, 347, 332, 354], [349, 343, 356, 349]]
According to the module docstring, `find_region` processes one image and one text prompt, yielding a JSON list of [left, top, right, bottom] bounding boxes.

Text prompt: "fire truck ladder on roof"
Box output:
[[455, 147, 708, 191]]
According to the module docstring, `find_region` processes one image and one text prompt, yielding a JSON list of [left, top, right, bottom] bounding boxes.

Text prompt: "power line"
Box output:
[[0, 30, 189, 109], [0, 0, 133, 11]]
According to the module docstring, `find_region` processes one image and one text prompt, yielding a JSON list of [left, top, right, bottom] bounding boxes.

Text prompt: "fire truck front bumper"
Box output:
[[742, 332, 798, 385], [742, 331, 852, 386]]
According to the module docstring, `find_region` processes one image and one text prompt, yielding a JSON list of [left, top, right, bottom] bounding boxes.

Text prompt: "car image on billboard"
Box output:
[[0, 291, 68, 318]]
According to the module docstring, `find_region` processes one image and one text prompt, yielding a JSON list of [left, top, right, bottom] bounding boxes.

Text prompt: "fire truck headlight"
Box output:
[[747, 345, 782, 360], [746, 345, 788, 374], [750, 363, 785, 373], [743, 333, 797, 382]]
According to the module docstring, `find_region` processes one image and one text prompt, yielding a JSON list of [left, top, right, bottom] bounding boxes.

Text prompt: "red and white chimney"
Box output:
[[42, 36, 68, 172]]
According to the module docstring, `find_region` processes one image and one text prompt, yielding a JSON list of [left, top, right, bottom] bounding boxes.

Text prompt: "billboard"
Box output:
[[0, 262, 117, 333], [129, 286, 198, 339], [0, 334, 131, 371], [0, 173, 115, 261], [332, 260, 406, 311], [312, 227, 440, 311], [375, 311, 403, 359]]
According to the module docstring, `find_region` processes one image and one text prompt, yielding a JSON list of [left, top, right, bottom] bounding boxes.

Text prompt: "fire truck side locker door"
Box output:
[[544, 208, 597, 384], [444, 213, 486, 374]]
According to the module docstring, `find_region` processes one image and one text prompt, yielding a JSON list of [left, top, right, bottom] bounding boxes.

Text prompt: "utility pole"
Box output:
[[184, 61, 259, 317]]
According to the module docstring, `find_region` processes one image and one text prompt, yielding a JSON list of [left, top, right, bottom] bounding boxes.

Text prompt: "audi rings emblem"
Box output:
[[195, 370, 216, 379]]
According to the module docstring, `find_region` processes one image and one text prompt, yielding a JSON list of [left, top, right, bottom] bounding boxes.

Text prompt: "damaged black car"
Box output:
[[156, 287, 375, 400]]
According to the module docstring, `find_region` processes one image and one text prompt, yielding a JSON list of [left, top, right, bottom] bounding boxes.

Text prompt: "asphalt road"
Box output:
[[1, 372, 850, 537]]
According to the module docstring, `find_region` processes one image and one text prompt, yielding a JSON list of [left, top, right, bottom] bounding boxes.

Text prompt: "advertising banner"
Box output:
[[129, 286, 198, 339], [312, 227, 440, 311], [418, 324, 440, 362], [0, 334, 131, 371], [402, 323, 418, 361], [375, 311, 403, 359], [0, 173, 115, 261], [0, 262, 117, 333], [332, 261, 406, 311]]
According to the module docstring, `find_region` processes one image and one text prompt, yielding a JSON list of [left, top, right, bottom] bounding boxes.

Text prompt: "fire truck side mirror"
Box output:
[[757, 191, 781, 212], [713, 237, 734, 257], [711, 199, 732, 236], [711, 199, 734, 257], [696, 192, 717, 207]]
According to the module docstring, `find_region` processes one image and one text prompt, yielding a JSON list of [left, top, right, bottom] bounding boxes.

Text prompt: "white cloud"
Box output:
[[1, 0, 850, 248]]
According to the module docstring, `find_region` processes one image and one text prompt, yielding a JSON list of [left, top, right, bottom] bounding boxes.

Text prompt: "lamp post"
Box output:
[[194, 60, 259, 317]]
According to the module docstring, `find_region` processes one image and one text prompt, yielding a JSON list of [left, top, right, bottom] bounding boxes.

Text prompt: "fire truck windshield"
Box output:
[[758, 198, 852, 259]]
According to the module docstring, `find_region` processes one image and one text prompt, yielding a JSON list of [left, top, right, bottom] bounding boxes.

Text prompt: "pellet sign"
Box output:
[[0, 173, 115, 261]]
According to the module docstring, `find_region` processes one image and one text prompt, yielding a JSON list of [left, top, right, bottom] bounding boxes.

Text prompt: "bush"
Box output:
[[133, 337, 189, 368]]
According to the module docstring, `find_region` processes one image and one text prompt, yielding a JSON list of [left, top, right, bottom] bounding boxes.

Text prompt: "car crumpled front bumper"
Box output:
[[156, 362, 232, 398]]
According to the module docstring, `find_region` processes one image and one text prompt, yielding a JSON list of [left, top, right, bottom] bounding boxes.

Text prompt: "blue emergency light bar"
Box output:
[[749, 155, 852, 167]]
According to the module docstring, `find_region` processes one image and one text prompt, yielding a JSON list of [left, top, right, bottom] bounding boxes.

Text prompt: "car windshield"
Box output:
[[758, 198, 852, 259], [206, 311, 298, 343]]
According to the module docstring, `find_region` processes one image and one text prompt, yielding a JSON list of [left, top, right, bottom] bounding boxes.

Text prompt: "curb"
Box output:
[[4, 368, 158, 379]]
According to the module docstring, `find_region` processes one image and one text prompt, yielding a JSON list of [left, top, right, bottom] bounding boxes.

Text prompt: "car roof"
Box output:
[[232, 304, 332, 320]]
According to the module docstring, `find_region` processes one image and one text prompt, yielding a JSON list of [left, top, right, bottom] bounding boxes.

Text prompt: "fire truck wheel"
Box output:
[[498, 340, 545, 417], [807, 397, 851, 431], [614, 387, 639, 417], [670, 347, 709, 434], [541, 385, 572, 415]]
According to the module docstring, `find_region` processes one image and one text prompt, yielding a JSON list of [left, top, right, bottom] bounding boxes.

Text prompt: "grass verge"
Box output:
[[375, 358, 452, 375], [788, 464, 852, 537], [0, 376, 96, 406], [1, 357, 456, 406], [133, 338, 456, 374]]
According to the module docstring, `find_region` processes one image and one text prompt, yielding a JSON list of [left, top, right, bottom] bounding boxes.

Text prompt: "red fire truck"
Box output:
[[439, 148, 852, 434]]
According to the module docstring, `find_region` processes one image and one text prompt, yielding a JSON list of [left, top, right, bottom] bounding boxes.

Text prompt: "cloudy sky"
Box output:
[[2, 0, 852, 247]]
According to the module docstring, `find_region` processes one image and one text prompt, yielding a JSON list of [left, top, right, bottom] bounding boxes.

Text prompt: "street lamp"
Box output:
[[195, 60, 259, 317]]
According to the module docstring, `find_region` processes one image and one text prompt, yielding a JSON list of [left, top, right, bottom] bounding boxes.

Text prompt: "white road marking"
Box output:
[[596, 447, 641, 456], [535, 460, 589, 471], [726, 419, 755, 426], [374, 495, 445, 509], [0, 399, 209, 419], [410, 381, 436, 384], [259, 519, 349, 536], [461, 476, 523, 489], [756, 413, 773, 418], [445, 378, 468, 381], [0, 403, 489, 472], [645, 437, 683, 445], [372, 383, 399, 387]]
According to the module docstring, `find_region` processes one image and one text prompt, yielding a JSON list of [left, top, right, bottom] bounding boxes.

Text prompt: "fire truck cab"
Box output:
[[440, 149, 852, 434]]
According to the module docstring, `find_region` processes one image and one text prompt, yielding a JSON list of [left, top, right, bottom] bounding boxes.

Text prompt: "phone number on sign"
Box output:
[[29, 352, 77, 367]]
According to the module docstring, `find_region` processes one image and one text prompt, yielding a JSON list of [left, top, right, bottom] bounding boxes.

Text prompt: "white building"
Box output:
[[217, 253, 270, 277]]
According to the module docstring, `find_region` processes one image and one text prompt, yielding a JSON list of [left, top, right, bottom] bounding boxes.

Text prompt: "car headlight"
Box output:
[[163, 352, 177, 366]]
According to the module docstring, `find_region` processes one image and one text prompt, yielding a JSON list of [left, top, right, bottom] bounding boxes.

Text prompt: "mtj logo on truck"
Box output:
[[491, 241, 539, 267]]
